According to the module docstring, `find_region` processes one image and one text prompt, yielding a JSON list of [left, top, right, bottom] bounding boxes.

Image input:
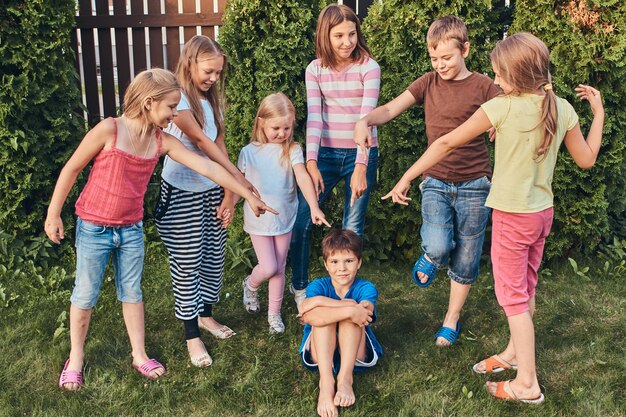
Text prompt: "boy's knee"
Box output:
[[423, 242, 452, 266]]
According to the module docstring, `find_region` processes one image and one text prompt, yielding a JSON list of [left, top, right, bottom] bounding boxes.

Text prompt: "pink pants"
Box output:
[[491, 208, 553, 317], [248, 232, 292, 314]]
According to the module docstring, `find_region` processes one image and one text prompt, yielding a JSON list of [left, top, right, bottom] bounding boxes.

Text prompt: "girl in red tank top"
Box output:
[[44, 69, 276, 391]]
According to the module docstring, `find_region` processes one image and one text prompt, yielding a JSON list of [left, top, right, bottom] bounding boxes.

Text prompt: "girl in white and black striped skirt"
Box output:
[[155, 36, 260, 367]]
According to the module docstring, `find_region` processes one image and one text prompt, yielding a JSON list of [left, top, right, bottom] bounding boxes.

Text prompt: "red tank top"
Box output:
[[75, 118, 162, 226]]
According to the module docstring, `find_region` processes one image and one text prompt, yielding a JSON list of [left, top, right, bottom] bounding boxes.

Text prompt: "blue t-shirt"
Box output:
[[299, 277, 383, 358]]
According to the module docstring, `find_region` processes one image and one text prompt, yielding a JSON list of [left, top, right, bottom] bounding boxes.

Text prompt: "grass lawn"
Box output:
[[1, 243, 624, 417]]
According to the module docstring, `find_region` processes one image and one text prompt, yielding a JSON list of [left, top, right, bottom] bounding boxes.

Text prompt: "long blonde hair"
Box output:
[[123, 68, 180, 140], [490, 32, 557, 160], [175, 35, 226, 136], [315, 4, 370, 70], [252, 93, 297, 166]]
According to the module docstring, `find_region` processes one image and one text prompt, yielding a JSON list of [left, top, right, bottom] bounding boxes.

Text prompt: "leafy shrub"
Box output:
[[0, 0, 85, 241], [362, 0, 511, 261], [511, 0, 626, 257]]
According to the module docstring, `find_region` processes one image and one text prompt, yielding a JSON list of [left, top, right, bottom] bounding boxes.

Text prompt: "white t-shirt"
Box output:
[[237, 142, 304, 235], [162, 92, 219, 192]]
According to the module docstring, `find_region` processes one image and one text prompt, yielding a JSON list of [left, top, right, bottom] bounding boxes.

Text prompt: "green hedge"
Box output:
[[510, 0, 626, 257], [0, 0, 84, 239], [362, 0, 511, 261]]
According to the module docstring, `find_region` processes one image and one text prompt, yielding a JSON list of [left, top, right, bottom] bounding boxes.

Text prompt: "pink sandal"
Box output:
[[132, 358, 165, 380], [58, 359, 83, 391]]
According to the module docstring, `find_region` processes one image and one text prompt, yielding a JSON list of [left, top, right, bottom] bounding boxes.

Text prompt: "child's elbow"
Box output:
[[576, 157, 597, 170]]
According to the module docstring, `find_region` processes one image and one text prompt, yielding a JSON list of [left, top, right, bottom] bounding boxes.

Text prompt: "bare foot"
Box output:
[[334, 379, 356, 408], [186, 337, 212, 367], [199, 316, 224, 332], [417, 254, 433, 284], [435, 313, 460, 347], [473, 353, 517, 373], [132, 353, 166, 379], [317, 382, 338, 417], [486, 379, 542, 401], [61, 354, 84, 391]]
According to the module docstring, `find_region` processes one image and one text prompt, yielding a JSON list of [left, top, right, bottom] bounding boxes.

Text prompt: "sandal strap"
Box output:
[[494, 380, 515, 400], [137, 358, 164, 374], [434, 324, 460, 344], [412, 254, 437, 287], [485, 355, 512, 372], [59, 369, 83, 385]]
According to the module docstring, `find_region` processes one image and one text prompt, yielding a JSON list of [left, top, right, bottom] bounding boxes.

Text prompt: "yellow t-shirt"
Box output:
[[481, 94, 579, 213]]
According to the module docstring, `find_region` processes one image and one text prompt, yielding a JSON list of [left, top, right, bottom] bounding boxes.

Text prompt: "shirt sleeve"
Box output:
[[305, 278, 326, 298], [305, 61, 323, 163], [406, 73, 430, 105], [290, 143, 305, 167], [236, 147, 246, 174], [356, 59, 381, 165], [481, 96, 507, 130], [564, 100, 580, 131], [177, 91, 191, 111], [355, 279, 379, 323]]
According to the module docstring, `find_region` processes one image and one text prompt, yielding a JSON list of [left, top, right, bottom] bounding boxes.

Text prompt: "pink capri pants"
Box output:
[[491, 208, 553, 316]]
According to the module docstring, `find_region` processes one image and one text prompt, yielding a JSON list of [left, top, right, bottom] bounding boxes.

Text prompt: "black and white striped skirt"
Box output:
[[155, 180, 227, 320]]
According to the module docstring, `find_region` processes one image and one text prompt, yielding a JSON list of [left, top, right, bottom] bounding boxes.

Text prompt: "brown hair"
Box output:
[[175, 35, 226, 136], [122, 68, 180, 140], [490, 32, 557, 160], [322, 229, 363, 261], [315, 4, 370, 70], [252, 92, 298, 166], [427, 15, 469, 51]]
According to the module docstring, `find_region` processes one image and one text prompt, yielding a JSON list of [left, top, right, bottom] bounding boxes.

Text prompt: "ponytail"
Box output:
[[536, 83, 558, 161]]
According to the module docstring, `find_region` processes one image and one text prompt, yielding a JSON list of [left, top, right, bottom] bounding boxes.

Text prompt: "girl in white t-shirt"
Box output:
[[236, 93, 331, 333]]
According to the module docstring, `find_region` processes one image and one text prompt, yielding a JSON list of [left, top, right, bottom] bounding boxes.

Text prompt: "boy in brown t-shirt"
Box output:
[[354, 16, 500, 346]]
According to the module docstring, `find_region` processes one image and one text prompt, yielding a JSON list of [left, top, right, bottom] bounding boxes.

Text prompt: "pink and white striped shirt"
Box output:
[[305, 57, 380, 165]]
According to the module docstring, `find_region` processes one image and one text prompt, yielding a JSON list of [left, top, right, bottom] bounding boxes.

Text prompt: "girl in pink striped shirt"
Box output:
[[289, 4, 380, 306], [45, 69, 274, 391]]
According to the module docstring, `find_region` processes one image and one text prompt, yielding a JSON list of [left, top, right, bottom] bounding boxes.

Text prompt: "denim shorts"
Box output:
[[419, 176, 491, 285], [71, 217, 145, 309]]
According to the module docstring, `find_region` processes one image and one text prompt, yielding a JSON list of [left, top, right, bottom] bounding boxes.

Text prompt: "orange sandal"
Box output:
[[489, 380, 545, 404], [472, 354, 518, 374]]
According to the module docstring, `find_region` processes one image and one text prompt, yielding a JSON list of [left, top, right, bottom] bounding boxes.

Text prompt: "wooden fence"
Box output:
[[73, 0, 373, 125], [73, 0, 225, 125]]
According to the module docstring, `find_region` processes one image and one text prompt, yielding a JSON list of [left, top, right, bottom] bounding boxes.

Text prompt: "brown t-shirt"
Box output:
[[407, 72, 500, 182]]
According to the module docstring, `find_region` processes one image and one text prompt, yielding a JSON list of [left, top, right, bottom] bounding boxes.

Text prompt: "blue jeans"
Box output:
[[71, 217, 145, 309], [419, 176, 491, 285], [290, 147, 378, 289]]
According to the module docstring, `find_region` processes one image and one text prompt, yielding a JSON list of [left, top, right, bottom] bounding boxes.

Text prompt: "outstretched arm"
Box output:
[[564, 85, 604, 169], [162, 134, 277, 217], [382, 108, 493, 205], [353, 90, 417, 155], [173, 111, 258, 196]]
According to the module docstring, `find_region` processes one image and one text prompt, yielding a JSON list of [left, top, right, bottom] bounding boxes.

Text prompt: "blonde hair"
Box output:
[[123, 68, 180, 140], [315, 4, 370, 70], [427, 15, 469, 51], [491, 32, 556, 160], [175, 35, 226, 136], [252, 93, 297, 166]]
